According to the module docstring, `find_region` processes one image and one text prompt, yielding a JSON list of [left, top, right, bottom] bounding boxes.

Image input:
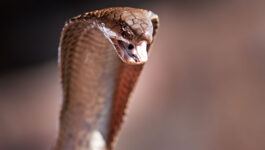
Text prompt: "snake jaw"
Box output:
[[100, 28, 148, 65], [132, 40, 148, 62], [115, 39, 148, 65]]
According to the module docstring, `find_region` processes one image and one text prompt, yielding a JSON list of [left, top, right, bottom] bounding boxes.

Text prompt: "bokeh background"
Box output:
[[1, 0, 265, 150]]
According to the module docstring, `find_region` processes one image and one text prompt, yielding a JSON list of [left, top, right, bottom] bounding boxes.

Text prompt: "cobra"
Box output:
[[55, 7, 159, 150]]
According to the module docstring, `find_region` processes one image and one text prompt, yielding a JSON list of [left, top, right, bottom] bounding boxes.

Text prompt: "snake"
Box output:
[[55, 7, 159, 150]]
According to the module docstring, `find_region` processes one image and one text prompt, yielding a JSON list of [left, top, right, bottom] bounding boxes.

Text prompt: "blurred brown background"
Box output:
[[1, 0, 265, 150]]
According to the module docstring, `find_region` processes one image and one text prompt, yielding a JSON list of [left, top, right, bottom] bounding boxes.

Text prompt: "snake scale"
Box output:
[[55, 7, 159, 150]]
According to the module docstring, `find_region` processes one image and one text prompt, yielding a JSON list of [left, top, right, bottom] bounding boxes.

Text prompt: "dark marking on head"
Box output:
[[120, 21, 134, 40]]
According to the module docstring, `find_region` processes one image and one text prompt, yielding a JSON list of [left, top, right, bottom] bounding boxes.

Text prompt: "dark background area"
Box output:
[[1, 1, 265, 150], [0, 0, 217, 73], [0, 0, 160, 73]]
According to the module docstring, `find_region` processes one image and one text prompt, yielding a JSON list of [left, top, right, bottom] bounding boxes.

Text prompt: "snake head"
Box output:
[[98, 8, 158, 65]]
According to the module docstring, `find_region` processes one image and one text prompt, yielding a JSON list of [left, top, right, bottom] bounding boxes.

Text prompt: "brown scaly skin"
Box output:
[[55, 7, 159, 150]]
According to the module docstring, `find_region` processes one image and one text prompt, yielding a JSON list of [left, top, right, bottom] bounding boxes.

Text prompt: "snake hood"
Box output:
[[57, 7, 159, 150]]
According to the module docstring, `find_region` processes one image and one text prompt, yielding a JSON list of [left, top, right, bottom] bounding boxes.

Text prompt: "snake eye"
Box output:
[[120, 24, 134, 40], [128, 44, 134, 50], [121, 31, 126, 37]]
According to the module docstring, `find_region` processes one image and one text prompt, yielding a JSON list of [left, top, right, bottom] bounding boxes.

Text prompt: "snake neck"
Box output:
[[55, 21, 143, 150]]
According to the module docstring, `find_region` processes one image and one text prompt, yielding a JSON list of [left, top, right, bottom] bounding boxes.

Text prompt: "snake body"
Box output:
[[55, 7, 159, 150]]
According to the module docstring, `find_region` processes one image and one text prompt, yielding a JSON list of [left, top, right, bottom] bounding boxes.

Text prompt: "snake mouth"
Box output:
[[114, 40, 148, 65]]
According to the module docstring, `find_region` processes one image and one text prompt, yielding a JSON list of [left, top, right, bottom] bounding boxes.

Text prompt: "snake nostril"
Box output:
[[128, 44, 134, 50]]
